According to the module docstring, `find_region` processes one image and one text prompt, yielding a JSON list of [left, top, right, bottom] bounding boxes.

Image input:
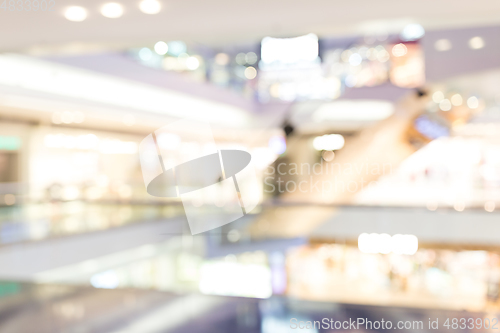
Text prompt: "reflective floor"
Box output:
[[0, 282, 492, 333]]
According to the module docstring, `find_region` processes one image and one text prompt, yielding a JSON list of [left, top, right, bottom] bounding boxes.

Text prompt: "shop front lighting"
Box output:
[[358, 233, 418, 255], [313, 134, 345, 151]]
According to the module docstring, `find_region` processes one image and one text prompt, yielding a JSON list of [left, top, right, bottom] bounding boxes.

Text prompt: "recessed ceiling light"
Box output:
[[468, 36, 485, 50], [64, 6, 88, 22], [139, 0, 161, 14], [101, 3, 124, 18]]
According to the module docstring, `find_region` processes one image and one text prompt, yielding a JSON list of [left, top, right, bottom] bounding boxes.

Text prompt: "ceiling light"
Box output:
[[434, 39, 452, 51], [101, 3, 124, 18], [401, 23, 425, 41], [469, 36, 485, 50], [139, 0, 161, 14], [261, 34, 318, 65], [154, 41, 168, 55], [64, 6, 88, 22]]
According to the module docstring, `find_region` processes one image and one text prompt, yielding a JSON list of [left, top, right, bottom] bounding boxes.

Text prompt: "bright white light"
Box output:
[[358, 233, 418, 255], [62, 186, 80, 201], [139, 48, 153, 61], [154, 41, 168, 55], [432, 91, 444, 103], [451, 94, 462, 106], [467, 96, 479, 109], [405, 235, 419, 255], [268, 136, 286, 155], [434, 39, 452, 51], [100, 139, 138, 154], [186, 56, 200, 70], [439, 99, 452, 111], [468, 36, 485, 50], [44, 134, 136, 154], [244, 66, 257, 79], [61, 111, 74, 124], [313, 134, 345, 151], [313, 100, 394, 122], [77, 134, 99, 149], [139, 0, 161, 14], [199, 261, 272, 298], [156, 133, 180, 150], [378, 233, 392, 254], [348, 53, 362, 66], [90, 270, 119, 289], [392, 43, 407, 57], [123, 114, 135, 126], [261, 33, 318, 65], [64, 6, 88, 22], [52, 112, 62, 124], [357, 233, 372, 253], [252, 148, 278, 169], [100, 3, 124, 18], [74, 111, 85, 123], [401, 24, 425, 41]]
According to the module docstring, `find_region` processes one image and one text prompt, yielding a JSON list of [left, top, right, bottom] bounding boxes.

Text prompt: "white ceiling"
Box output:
[[3, 0, 500, 53]]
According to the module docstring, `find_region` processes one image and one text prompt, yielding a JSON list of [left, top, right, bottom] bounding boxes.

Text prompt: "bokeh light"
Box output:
[[64, 6, 88, 22]]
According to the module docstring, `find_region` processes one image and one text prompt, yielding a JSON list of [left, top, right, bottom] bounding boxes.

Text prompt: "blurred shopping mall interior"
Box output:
[[2, 1, 500, 332]]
